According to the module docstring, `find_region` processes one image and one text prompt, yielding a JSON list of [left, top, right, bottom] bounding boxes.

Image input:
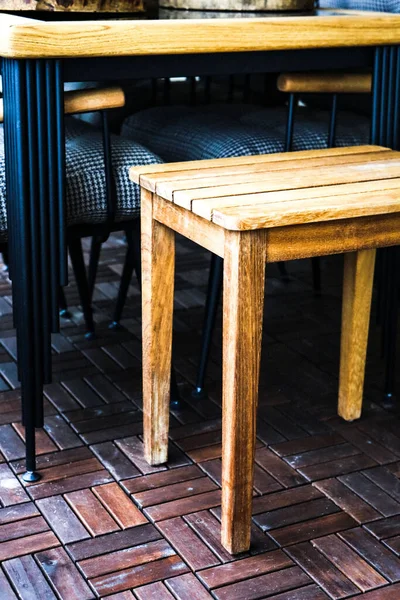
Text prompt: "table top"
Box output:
[[0, 8, 400, 59]]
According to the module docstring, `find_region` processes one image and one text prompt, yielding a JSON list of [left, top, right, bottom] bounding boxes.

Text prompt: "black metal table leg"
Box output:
[[370, 46, 400, 403], [3, 58, 66, 482]]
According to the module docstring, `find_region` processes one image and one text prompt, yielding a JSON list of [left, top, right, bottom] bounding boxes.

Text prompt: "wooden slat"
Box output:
[[131, 146, 388, 189], [156, 150, 395, 202], [193, 177, 400, 223], [212, 187, 400, 231], [169, 158, 400, 211], [3, 11, 400, 59], [277, 72, 372, 94]]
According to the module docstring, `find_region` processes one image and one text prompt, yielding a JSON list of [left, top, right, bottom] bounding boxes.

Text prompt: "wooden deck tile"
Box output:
[[0, 236, 398, 598], [64, 488, 119, 536]]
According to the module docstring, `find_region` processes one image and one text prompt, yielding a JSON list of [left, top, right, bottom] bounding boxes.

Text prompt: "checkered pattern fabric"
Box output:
[[0, 117, 162, 238], [121, 104, 370, 163], [320, 0, 399, 12]]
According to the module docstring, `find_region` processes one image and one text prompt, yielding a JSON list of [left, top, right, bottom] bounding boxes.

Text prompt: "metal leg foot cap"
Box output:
[[191, 387, 207, 400], [109, 321, 121, 330], [170, 397, 181, 409], [84, 331, 95, 340], [59, 309, 72, 319], [22, 471, 41, 483]]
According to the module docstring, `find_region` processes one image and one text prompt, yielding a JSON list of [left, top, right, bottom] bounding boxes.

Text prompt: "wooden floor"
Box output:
[[0, 234, 399, 599]]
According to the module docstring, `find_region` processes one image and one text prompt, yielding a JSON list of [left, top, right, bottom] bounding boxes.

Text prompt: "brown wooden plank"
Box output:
[[339, 472, 400, 517], [254, 498, 340, 532], [0, 502, 39, 524], [198, 549, 292, 589], [165, 573, 212, 599], [90, 555, 189, 596], [2, 555, 57, 599], [66, 524, 161, 561], [255, 447, 305, 488], [0, 568, 18, 600], [284, 443, 360, 469], [365, 516, 400, 540], [93, 482, 147, 528], [212, 566, 310, 600], [0, 531, 59, 561], [252, 485, 323, 515], [11, 446, 93, 474], [339, 528, 400, 583], [314, 478, 381, 523], [266, 585, 330, 600], [90, 442, 140, 480], [28, 469, 113, 500], [134, 581, 175, 599], [298, 453, 377, 481], [36, 547, 94, 600], [145, 489, 222, 522], [268, 512, 357, 547], [115, 436, 167, 475], [0, 515, 49, 542], [313, 534, 387, 591], [42, 414, 84, 450], [64, 488, 119, 536], [37, 496, 90, 544], [0, 463, 29, 506], [133, 476, 218, 508], [157, 516, 220, 570], [270, 433, 345, 458], [122, 465, 204, 495], [21, 457, 103, 486], [79, 539, 175, 579], [287, 542, 359, 599]]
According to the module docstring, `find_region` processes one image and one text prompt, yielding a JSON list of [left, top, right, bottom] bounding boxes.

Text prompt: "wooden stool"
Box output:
[[130, 145, 400, 555]]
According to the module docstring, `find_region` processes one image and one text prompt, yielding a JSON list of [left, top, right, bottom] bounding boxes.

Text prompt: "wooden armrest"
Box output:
[[64, 86, 125, 114], [0, 86, 125, 123], [277, 72, 372, 94]]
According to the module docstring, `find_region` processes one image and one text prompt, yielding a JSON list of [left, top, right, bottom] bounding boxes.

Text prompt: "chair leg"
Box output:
[[68, 237, 95, 338], [88, 235, 103, 299], [192, 253, 223, 399], [338, 249, 376, 421], [111, 223, 141, 328], [311, 257, 322, 294], [142, 191, 175, 465], [221, 230, 266, 555]]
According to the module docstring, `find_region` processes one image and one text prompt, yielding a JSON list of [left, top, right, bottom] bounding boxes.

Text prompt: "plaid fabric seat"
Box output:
[[121, 104, 370, 163], [0, 117, 162, 239], [320, 0, 399, 12]]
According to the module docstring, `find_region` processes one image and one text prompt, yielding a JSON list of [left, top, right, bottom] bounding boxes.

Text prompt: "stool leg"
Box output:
[[338, 249, 376, 421], [221, 230, 266, 554], [142, 190, 175, 465]]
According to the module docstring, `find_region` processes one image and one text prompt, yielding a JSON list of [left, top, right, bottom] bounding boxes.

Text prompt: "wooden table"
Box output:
[[0, 8, 400, 480]]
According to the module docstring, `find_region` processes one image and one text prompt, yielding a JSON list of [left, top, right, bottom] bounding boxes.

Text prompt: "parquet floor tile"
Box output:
[[0, 236, 399, 598]]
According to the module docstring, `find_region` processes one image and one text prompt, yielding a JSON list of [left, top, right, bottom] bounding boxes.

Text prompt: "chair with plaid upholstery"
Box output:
[[0, 87, 162, 336]]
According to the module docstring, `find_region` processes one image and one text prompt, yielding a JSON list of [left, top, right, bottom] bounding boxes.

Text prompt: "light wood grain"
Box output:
[[265, 213, 400, 262], [0, 87, 125, 124], [141, 189, 175, 465], [64, 87, 125, 115], [277, 72, 372, 94], [130, 146, 388, 188], [193, 178, 400, 224], [153, 194, 225, 258], [155, 151, 396, 204], [222, 229, 266, 554], [2, 11, 400, 58], [338, 249, 376, 421], [168, 158, 400, 210]]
